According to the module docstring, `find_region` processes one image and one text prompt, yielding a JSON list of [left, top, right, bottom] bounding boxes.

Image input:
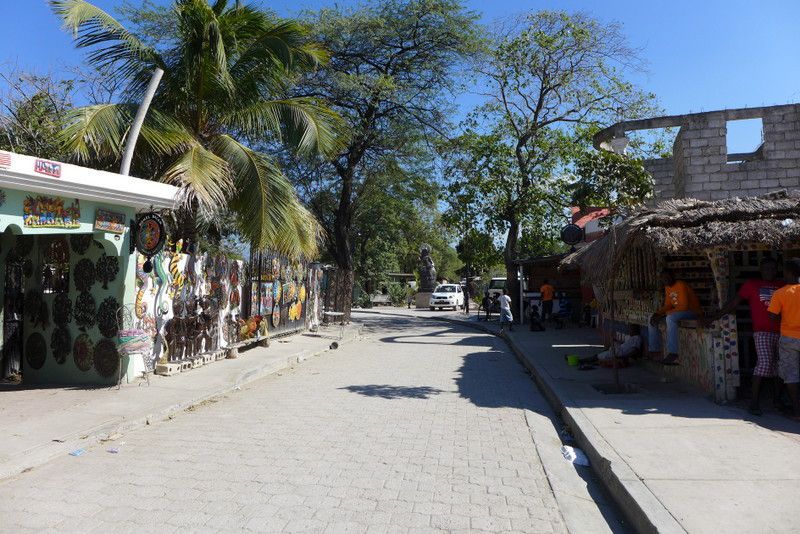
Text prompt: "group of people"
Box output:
[[480, 279, 560, 335], [645, 259, 800, 419]]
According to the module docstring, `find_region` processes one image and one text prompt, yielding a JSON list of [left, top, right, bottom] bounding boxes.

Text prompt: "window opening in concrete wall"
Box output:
[[726, 118, 764, 163]]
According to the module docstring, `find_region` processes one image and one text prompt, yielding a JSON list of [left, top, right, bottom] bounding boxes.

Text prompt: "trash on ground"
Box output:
[[69, 449, 86, 457], [234, 385, 241, 390], [561, 445, 590, 466], [107, 447, 120, 454]]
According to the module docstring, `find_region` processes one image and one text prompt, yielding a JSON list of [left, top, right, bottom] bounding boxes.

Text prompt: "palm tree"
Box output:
[[51, 0, 343, 259]]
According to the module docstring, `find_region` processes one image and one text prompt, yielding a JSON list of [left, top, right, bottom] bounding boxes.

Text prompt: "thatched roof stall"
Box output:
[[561, 191, 800, 403], [563, 192, 800, 284]]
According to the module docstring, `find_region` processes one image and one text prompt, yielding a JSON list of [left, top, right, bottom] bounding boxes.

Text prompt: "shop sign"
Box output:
[[34, 159, 62, 178], [560, 223, 584, 246], [94, 208, 126, 234], [0, 152, 10, 168], [23, 195, 81, 229], [134, 212, 167, 272]]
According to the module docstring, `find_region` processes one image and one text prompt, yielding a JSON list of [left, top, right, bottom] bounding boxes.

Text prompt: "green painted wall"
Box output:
[[0, 190, 138, 386]]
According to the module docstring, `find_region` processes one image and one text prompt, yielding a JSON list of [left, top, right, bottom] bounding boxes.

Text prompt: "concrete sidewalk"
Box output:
[[0, 324, 361, 482], [403, 307, 800, 534]]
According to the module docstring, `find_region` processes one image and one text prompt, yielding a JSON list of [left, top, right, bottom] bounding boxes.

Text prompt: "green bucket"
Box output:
[[566, 354, 580, 366]]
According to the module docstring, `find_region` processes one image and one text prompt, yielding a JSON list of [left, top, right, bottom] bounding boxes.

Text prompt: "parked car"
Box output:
[[429, 284, 465, 311]]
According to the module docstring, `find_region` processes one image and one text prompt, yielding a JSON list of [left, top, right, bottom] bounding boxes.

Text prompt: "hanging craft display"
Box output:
[[271, 304, 281, 328], [25, 333, 47, 370], [69, 234, 93, 255], [98, 296, 120, 338], [25, 291, 48, 328], [53, 293, 73, 327], [22, 258, 33, 278], [75, 292, 96, 330], [273, 281, 282, 304], [51, 327, 72, 364], [299, 283, 307, 303], [94, 339, 119, 378], [23, 195, 80, 229], [134, 213, 167, 273], [13, 235, 34, 257], [96, 253, 119, 289], [74, 259, 95, 292], [73, 334, 94, 372], [286, 281, 297, 302]]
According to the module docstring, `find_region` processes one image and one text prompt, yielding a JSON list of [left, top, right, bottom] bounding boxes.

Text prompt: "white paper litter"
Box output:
[[560, 445, 590, 466]]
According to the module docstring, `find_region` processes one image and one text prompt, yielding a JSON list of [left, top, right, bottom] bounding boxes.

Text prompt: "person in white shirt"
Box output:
[[580, 324, 642, 364], [499, 288, 513, 332]]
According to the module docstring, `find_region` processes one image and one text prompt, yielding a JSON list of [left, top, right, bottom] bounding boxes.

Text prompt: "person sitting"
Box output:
[[649, 269, 703, 366], [580, 324, 642, 366], [527, 303, 545, 332]]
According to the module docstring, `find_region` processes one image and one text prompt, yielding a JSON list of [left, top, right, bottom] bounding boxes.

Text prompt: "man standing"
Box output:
[[649, 270, 703, 365], [706, 258, 784, 415], [499, 288, 513, 333], [767, 258, 800, 421], [540, 279, 555, 321]]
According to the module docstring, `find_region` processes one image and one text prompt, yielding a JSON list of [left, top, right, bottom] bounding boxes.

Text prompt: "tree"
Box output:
[[445, 11, 657, 312], [0, 71, 75, 160], [295, 0, 480, 318], [568, 149, 652, 215], [455, 229, 501, 277], [50, 0, 343, 259]]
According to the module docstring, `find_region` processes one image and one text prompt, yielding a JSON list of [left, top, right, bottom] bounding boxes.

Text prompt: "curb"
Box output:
[[428, 315, 685, 534], [0, 326, 363, 482]]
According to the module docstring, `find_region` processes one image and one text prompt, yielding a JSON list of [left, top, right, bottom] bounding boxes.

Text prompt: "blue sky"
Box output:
[[3, 0, 799, 152]]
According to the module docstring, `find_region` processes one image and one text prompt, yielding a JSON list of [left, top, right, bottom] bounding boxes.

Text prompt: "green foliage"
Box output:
[[445, 11, 658, 275], [455, 229, 501, 275], [386, 282, 407, 307], [568, 150, 653, 214], [51, 0, 345, 259], [292, 0, 480, 296], [0, 72, 75, 160]]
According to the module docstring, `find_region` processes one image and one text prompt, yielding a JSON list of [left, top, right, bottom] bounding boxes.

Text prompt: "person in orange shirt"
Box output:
[[648, 270, 703, 365], [540, 279, 555, 321], [767, 258, 800, 420]]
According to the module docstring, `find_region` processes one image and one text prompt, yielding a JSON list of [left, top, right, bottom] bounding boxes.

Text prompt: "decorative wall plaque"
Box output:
[[23, 196, 80, 229], [134, 213, 167, 272], [94, 209, 126, 234]]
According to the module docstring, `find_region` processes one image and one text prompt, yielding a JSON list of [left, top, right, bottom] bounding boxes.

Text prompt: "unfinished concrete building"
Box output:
[[593, 103, 800, 201]]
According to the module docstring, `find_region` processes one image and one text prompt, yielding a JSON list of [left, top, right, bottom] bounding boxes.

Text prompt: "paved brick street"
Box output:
[[0, 314, 570, 533]]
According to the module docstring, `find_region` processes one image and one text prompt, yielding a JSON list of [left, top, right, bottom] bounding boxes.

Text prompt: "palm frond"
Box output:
[[49, 0, 162, 80], [59, 103, 134, 162], [224, 97, 346, 157], [211, 134, 320, 258], [162, 143, 233, 217]]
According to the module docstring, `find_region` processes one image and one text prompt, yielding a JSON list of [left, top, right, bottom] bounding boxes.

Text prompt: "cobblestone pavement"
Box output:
[[0, 313, 568, 533]]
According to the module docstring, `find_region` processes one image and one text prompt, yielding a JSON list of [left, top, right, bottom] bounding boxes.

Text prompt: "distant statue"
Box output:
[[419, 244, 437, 292]]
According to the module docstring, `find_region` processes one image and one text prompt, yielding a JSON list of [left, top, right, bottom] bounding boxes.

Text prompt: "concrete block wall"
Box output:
[[649, 104, 800, 201]]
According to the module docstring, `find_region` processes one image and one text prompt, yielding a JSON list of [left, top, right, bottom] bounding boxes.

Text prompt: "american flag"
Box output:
[[0, 152, 10, 167]]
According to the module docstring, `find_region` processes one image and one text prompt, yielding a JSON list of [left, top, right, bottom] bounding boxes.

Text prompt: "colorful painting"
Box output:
[[23, 195, 80, 229], [94, 209, 126, 234], [34, 159, 62, 178], [135, 213, 166, 256]]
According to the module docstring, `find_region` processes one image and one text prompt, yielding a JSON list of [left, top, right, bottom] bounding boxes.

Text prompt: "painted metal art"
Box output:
[[23, 195, 80, 229], [74, 292, 96, 330], [135, 212, 167, 272], [25, 332, 47, 370], [94, 209, 126, 234], [51, 327, 72, 364], [69, 234, 93, 255], [94, 338, 119, 378], [73, 334, 93, 372], [98, 297, 120, 338], [135, 255, 148, 320], [96, 254, 119, 290], [25, 291, 48, 329], [73, 258, 95, 292], [53, 293, 73, 327]]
